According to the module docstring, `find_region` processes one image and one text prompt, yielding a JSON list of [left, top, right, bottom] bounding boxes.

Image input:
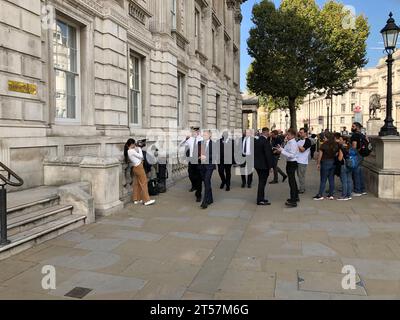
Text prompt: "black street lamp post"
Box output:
[[379, 12, 400, 136], [326, 94, 331, 131]]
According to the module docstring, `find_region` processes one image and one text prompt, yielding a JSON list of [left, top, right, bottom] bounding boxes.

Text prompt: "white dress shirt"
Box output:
[[181, 135, 204, 157], [242, 136, 252, 155], [297, 139, 311, 165], [280, 138, 298, 162], [128, 148, 144, 167]]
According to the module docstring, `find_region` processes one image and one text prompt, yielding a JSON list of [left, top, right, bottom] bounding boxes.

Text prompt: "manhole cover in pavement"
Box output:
[[65, 287, 93, 299]]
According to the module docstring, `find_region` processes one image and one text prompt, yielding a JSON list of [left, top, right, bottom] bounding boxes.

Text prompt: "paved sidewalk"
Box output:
[[1, 161, 400, 299]]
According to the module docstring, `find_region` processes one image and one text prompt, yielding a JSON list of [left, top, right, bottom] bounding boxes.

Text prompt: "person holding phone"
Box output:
[[275, 128, 300, 208]]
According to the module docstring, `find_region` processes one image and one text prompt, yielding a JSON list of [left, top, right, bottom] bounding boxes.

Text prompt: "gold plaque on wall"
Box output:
[[8, 80, 37, 95]]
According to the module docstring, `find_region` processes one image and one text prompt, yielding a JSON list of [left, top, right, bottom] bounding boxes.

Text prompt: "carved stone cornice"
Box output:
[[105, 6, 128, 27], [224, 29, 231, 42], [66, 0, 104, 16], [77, 0, 104, 14], [234, 10, 243, 24], [128, 0, 152, 25], [212, 64, 221, 75], [212, 12, 222, 27], [195, 0, 209, 8], [195, 50, 208, 66], [226, 0, 236, 10], [172, 30, 190, 50]]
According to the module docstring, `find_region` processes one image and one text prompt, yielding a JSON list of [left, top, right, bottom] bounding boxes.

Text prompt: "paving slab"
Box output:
[[298, 270, 367, 296]]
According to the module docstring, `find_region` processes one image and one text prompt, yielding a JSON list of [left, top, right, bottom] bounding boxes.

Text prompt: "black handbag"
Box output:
[[148, 179, 159, 196]]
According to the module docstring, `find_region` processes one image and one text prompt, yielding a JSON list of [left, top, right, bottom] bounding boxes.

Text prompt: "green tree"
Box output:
[[315, 1, 369, 97], [247, 0, 369, 130]]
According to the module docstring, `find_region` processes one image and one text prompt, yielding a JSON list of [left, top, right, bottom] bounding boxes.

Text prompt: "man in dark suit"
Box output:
[[218, 131, 234, 191], [269, 130, 287, 184], [199, 130, 216, 209], [254, 127, 274, 205], [180, 127, 203, 202]]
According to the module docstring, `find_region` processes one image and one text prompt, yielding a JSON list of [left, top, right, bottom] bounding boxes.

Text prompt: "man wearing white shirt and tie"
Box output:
[[218, 131, 234, 191], [180, 127, 203, 202], [240, 129, 254, 188], [199, 130, 216, 209], [276, 128, 300, 208]]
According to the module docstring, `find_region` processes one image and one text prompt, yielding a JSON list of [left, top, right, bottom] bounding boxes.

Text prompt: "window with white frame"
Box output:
[[53, 19, 80, 120], [171, 0, 177, 31], [129, 54, 141, 125], [177, 72, 184, 127], [341, 103, 346, 112]]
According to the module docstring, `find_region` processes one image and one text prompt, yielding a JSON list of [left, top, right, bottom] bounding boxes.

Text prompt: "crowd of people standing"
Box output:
[[124, 121, 370, 209]]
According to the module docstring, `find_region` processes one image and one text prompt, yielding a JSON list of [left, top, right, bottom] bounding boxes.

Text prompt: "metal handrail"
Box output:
[[0, 161, 24, 246], [0, 162, 24, 187]]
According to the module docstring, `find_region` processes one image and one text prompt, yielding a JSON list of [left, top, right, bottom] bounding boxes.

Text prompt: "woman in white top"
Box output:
[[125, 139, 155, 206]]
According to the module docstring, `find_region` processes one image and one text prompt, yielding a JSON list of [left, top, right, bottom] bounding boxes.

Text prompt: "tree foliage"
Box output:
[[247, 0, 369, 130]]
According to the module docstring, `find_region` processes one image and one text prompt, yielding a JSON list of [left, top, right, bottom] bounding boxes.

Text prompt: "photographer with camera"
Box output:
[[125, 139, 156, 206]]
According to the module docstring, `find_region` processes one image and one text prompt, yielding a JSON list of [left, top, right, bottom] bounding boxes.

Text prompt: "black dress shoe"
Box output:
[[257, 201, 267, 206], [287, 198, 300, 203], [285, 201, 297, 207], [220, 183, 225, 189], [196, 197, 202, 203], [247, 185, 252, 189], [263, 200, 272, 205], [282, 176, 288, 183], [269, 181, 278, 185], [226, 186, 231, 191], [189, 188, 196, 192], [201, 203, 208, 209], [241, 184, 246, 188]]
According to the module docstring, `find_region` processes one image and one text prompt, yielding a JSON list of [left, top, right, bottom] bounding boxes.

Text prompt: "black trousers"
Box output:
[[241, 173, 253, 186], [310, 145, 316, 160], [218, 164, 232, 186], [188, 163, 202, 199], [200, 167, 214, 205], [256, 169, 269, 203], [272, 156, 287, 182], [286, 161, 299, 202]]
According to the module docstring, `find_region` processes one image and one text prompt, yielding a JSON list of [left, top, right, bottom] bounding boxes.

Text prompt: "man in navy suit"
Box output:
[[199, 130, 216, 209], [218, 131, 234, 191]]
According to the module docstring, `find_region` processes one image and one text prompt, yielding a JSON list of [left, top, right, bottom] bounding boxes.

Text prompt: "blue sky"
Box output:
[[240, 0, 400, 91]]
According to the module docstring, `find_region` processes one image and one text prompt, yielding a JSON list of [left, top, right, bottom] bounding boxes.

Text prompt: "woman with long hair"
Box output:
[[125, 139, 155, 206], [314, 132, 339, 201]]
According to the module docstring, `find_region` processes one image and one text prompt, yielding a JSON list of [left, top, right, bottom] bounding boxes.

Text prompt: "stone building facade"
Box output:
[[0, 0, 245, 206], [269, 50, 400, 134]]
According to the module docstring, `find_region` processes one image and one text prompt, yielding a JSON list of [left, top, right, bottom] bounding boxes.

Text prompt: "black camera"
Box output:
[[137, 139, 147, 148]]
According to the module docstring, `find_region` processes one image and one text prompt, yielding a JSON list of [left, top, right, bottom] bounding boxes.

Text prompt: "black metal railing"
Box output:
[[0, 162, 24, 246]]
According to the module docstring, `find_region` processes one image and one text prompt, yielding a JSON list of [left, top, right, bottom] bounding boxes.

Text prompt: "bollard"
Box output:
[[0, 186, 10, 246]]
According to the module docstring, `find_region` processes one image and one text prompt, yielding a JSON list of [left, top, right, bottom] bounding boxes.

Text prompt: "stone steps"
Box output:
[[0, 214, 86, 261], [1, 187, 87, 261], [7, 204, 73, 236]]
